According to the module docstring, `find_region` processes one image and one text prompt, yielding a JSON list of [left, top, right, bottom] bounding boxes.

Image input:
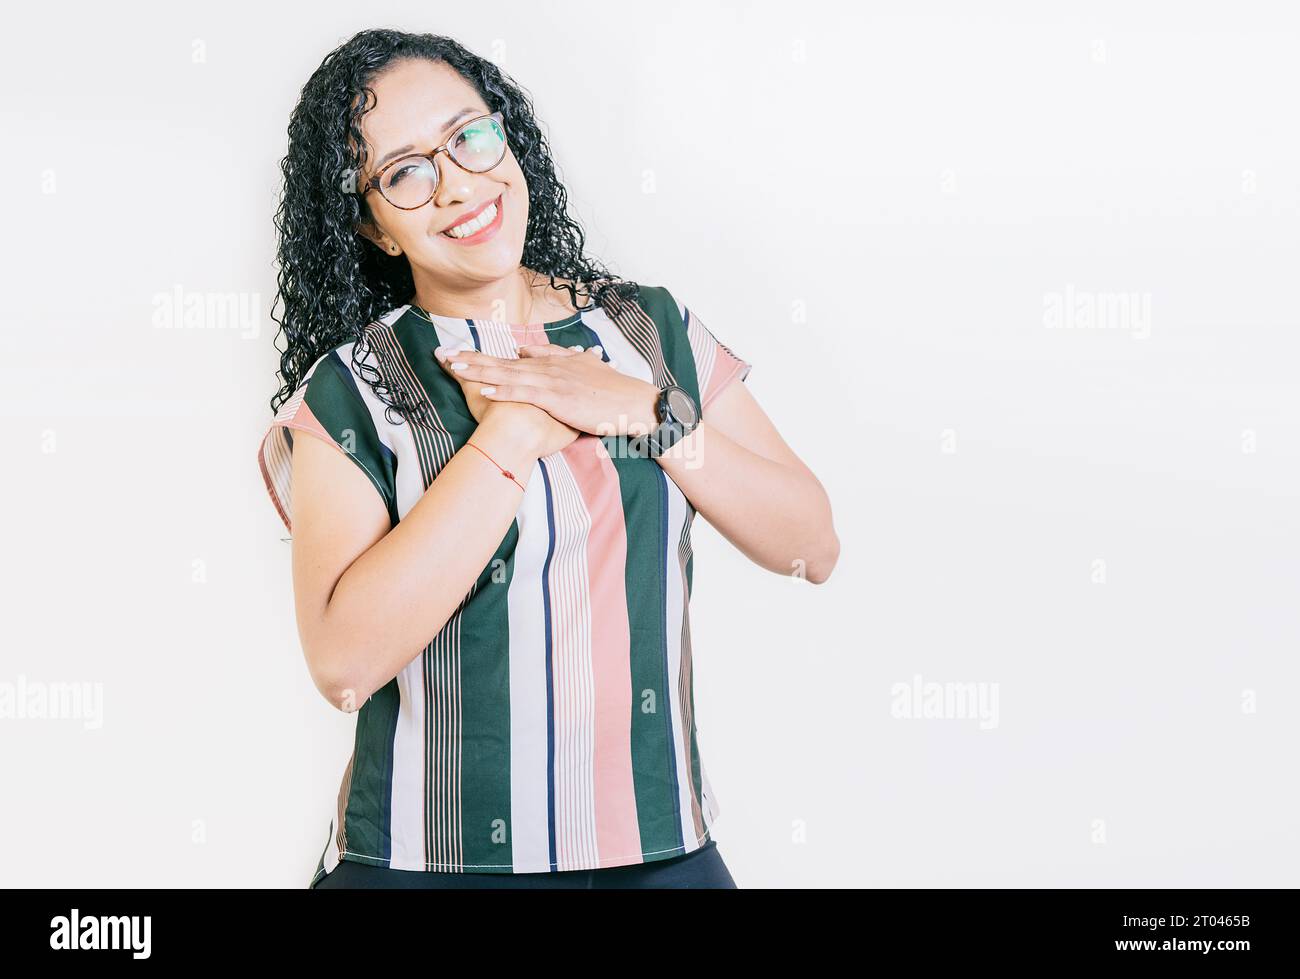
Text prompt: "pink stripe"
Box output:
[[256, 428, 290, 533], [256, 401, 334, 534], [510, 322, 552, 349], [700, 346, 750, 410], [561, 435, 642, 864]]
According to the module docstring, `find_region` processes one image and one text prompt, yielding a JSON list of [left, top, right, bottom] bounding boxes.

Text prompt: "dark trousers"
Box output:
[[312, 839, 737, 889]]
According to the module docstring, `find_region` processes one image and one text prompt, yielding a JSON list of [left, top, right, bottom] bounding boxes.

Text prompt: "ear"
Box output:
[[356, 215, 399, 256]]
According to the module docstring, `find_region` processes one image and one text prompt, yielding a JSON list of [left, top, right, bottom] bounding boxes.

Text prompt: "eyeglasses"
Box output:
[[339, 111, 508, 210]]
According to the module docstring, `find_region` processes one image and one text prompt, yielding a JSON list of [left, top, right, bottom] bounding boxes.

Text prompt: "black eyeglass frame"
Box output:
[[338, 111, 507, 210]]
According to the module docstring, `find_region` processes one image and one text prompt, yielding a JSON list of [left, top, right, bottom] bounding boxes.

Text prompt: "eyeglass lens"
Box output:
[[379, 115, 507, 208]]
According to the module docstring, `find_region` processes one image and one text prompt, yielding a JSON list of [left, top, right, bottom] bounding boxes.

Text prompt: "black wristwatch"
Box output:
[[630, 384, 699, 458]]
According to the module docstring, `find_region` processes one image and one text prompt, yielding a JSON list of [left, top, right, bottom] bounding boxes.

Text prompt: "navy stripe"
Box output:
[[576, 323, 613, 363], [537, 459, 560, 870]]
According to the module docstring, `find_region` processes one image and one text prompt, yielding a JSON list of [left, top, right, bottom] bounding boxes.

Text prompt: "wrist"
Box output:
[[629, 383, 700, 459], [627, 381, 662, 437], [474, 407, 546, 465]]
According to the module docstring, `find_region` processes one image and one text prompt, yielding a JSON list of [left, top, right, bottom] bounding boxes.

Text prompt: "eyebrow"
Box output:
[[372, 106, 484, 170]]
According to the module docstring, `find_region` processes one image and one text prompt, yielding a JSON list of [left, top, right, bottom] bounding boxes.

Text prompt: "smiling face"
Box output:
[[353, 58, 530, 296]]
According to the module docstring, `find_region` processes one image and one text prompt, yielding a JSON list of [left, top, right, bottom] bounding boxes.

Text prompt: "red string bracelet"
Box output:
[[465, 440, 526, 491]]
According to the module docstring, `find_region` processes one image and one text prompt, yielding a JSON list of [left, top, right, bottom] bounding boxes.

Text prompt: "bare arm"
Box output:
[[653, 378, 839, 583], [288, 407, 545, 712]]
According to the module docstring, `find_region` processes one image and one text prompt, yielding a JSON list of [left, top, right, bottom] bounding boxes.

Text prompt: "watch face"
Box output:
[[666, 387, 698, 426]]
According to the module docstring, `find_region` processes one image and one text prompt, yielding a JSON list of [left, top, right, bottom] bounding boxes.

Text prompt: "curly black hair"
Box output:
[[266, 28, 639, 426]]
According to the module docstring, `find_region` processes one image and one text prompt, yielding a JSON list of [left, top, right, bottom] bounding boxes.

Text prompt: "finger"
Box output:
[[433, 343, 476, 368], [435, 346, 522, 369], [433, 347, 513, 393], [477, 383, 557, 412], [452, 360, 559, 389], [435, 344, 520, 376], [518, 343, 585, 358], [433, 346, 468, 380]]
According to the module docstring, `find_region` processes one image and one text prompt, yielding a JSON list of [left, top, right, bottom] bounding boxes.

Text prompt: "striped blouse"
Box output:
[[257, 284, 751, 883]]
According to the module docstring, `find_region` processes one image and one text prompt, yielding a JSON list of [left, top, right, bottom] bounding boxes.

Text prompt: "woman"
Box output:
[[257, 28, 839, 889]]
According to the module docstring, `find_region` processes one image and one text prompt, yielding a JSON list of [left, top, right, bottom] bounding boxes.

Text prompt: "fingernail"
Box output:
[[450, 362, 467, 371], [480, 386, 496, 395], [590, 345, 603, 356], [434, 345, 447, 358], [570, 344, 584, 351]]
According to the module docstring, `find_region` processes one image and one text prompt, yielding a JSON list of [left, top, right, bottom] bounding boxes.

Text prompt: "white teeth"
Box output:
[[444, 201, 498, 238]]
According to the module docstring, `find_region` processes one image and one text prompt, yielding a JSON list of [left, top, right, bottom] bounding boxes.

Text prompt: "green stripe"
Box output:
[[612, 438, 683, 855], [636, 285, 705, 415], [344, 680, 401, 859], [456, 528, 518, 870], [307, 351, 399, 520]]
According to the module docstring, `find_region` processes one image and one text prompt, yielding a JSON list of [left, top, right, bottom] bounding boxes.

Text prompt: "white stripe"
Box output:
[[473, 321, 521, 358], [506, 457, 556, 873], [701, 762, 721, 826], [322, 814, 341, 876], [387, 660, 426, 870], [581, 304, 657, 387], [341, 333, 431, 524], [544, 455, 599, 870], [682, 305, 722, 397]]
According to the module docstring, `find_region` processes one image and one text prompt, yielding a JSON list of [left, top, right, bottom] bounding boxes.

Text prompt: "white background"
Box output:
[[1, 1, 1296, 887]]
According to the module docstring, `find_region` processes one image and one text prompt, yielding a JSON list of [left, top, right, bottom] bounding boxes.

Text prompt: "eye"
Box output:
[[383, 156, 435, 190], [456, 118, 498, 151], [388, 162, 419, 186]]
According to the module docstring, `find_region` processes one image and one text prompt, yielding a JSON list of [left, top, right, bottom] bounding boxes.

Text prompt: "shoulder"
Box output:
[[292, 342, 371, 414], [295, 306, 411, 406], [259, 325, 404, 534], [600, 282, 695, 345], [280, 319, 414, 436], [626, 283, 684, 324], [625, 284, 752, 413]]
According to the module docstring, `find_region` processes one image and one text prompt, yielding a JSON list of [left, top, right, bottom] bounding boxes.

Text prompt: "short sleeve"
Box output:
[[256, 348, 397, 534], [670, 292, 753, 414]]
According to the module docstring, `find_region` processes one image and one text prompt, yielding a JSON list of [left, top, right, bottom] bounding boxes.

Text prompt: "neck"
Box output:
[[410, 267, 538, 323]]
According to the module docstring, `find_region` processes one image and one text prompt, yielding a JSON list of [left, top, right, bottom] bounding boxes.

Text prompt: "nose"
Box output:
[[431, 149, 474, 208]]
